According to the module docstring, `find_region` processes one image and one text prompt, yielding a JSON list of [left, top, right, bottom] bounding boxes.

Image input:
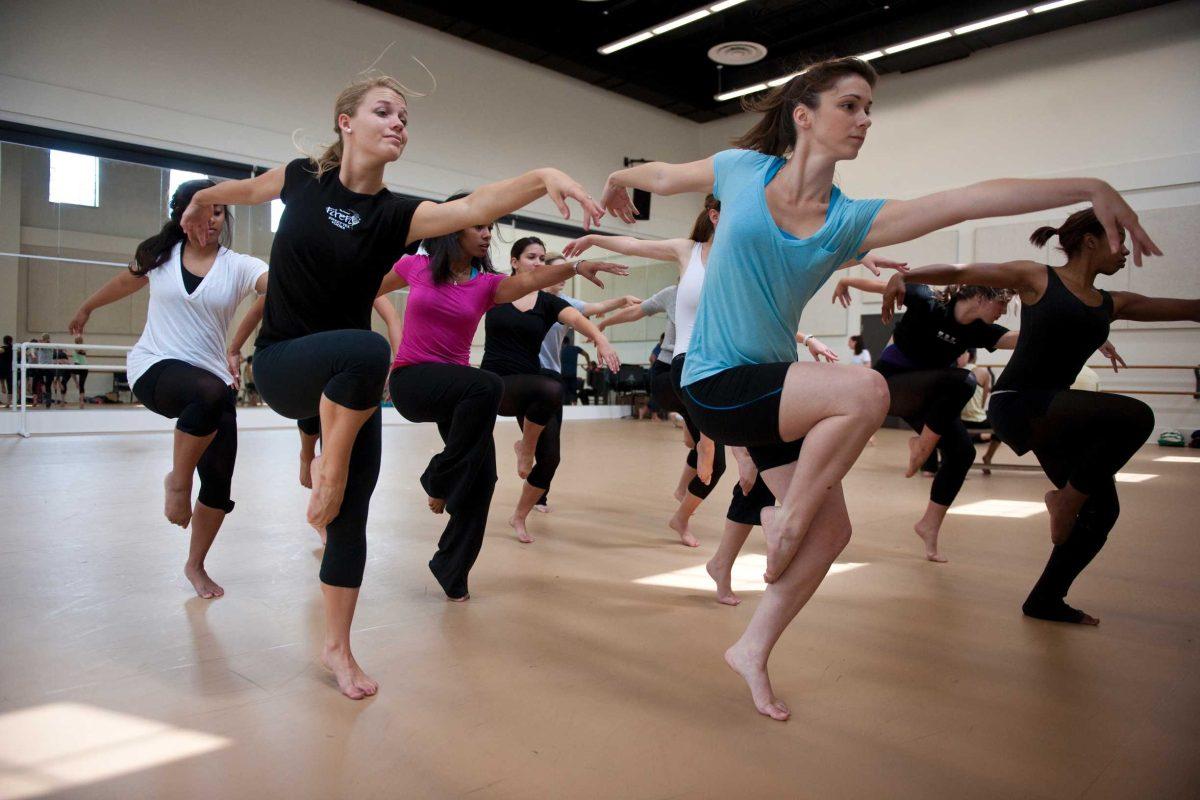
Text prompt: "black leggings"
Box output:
[[990, 389, 1154, 619], [390, 362, 502, 600], [132, 358, 238, 513], [254, 330, 389, 589], [534, 368, 566, 506], [726, 474, 776, 526], [664, 358, 726, 500], [494, 372, 564, 491], [876, 365, 977, 507]]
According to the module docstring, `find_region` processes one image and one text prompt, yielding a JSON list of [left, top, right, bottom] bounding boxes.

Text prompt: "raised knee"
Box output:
[[858, 370, 890, 421], [479, 372, 504, 403], [360, 333, 392, 380], [1130, 400, 1155, 441]]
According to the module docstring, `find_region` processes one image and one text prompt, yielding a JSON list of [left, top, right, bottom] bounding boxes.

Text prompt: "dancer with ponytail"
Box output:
[[180, 75, 605, 699], [883, 209, 1193, 624], [480, 237, 622, 544], [598, 56, 1158, 719], [70, 180, 267, 599], [378, 213, 626, 596]]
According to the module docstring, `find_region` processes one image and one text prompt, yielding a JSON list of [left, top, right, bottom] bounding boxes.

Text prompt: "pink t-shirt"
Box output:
[[391, 254, 506, 367]]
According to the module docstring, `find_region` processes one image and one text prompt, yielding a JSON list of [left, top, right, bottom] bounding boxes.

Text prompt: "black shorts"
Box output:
[[679, 361, 802, 472]]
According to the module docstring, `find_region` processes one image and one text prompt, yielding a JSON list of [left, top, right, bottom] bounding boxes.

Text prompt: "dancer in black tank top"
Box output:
[[883, 208, 1199, 624]]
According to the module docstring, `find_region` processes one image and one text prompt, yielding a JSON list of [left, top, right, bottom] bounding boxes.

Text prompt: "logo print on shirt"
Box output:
[[325, 207, 362, 230]]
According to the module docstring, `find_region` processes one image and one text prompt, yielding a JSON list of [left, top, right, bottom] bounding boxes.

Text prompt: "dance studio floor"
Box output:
[[1, 421, 1197, 799]]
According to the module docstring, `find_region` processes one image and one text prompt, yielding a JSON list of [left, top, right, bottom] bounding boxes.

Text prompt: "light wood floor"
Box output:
[[0, 421, 1197, 799]]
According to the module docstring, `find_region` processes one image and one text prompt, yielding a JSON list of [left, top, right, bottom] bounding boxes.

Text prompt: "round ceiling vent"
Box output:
[[707, 41, 767, 66]]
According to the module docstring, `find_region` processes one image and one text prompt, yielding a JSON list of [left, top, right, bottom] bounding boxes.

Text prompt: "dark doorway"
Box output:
[[859, 312, 907, 430]]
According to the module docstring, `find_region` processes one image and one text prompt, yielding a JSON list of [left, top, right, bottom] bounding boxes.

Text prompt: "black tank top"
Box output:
[[994, 266, 1112, 393]]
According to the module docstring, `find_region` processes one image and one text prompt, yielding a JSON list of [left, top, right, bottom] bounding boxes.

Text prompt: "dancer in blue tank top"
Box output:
[[598, 56, 1160, 721]]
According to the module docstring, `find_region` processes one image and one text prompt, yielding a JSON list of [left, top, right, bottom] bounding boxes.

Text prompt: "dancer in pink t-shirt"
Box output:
[[377, 200, 627, 600]]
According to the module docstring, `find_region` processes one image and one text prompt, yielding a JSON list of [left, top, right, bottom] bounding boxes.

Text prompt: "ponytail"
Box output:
[[1028, 208, 1105, 258], [689, 195, 721, 242], [732, 57, 877, 156], [131, 179, 229, 276]]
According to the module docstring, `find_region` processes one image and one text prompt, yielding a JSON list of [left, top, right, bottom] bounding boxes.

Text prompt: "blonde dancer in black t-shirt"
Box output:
[[180, 74, 605, 701]]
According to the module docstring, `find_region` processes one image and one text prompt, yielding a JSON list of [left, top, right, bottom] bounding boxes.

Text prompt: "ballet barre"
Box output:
[[11, 341, 134, 438]]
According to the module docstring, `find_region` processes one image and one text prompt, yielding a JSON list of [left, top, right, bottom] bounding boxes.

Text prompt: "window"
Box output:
[[166, 169, 206, 204], [48, 150, 99, 206], [270, 199, 284, 232]]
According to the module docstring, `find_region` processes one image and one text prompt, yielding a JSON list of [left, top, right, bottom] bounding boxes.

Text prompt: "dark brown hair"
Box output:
[[422, 192, 499, 285], [849, 334, 864, 356], [1029, 208, 1105, 258], [689, 195, 721, 242], [732, 57, 878, 156], [937, 285, 1015, 305], [131, 179, 231, 276], [511, 236, 545, 262]]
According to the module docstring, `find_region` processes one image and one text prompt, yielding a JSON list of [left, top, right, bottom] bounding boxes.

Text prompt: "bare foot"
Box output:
[[513, 440, 534, 480], [510, 514, 534, 544], [446, 594, 470, 602], [1023, 596, 1099, 625], [320, 645, 379, 700], [706, 559, 741, 606], [668, 512, 700, 548], [306, 455, 347, 529], [163, 471, 193, 528], [906, 436, 935, 478], [427, 496, 446, 514], [533, 503, 551, 514], [696, 438, 715, 485], [761, 506, 801, 584], [184, 563, 225, 599], [913, 519, 948, 563], [1045, 488, 1081, 545], [724, 643, 789, 721], [299, 453, 313, 489]]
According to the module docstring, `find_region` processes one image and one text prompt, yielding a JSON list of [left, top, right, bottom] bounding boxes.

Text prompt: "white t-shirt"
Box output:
[[540, 294, 588, 373], [850, 349, 872, 366], [672, 242, 706, 358], [126, 244, 268, 386]]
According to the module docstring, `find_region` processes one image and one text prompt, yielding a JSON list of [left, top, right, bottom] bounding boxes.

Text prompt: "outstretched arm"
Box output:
[[600, 158, 715, 224], [560, 308, 620, 373], [881, 261, 1044, 324], [183, 167, 286, 244], [597, 304, 648, 331], [373, 297, 404, 358], [69, 271, 148, 335], [863, 178, 1161, 265], [1111, 292, 1200, 323], [562, 234, 693, 269], [494, 260, 629, 305], [832, 275, 890, 308], [410, 168, 604, 243], [580, 295, 640, 317]]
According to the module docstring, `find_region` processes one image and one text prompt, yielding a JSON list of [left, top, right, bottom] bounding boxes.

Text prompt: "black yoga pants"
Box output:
[[133, 358, 239, 513], [877, 365, 977, 507], [664, 357, 726, 500], [390, 362, 502, 600], [494, 372, 564, 491], [990, 389, 1154, 617], [254, 330, 389, 589]]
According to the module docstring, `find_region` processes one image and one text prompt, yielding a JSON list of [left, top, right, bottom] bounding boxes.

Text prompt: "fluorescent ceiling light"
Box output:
[[767, 72, 801, 87], [715, 82, 768, 102], [599, 0, 748, 55], [1033, 0, 1090, 12], [857, 50, 885, 61], [653, 9, 710, 35], [955, 9, 1029, 34], [599, 31, 653, 55], [886, 30, 952, 54]]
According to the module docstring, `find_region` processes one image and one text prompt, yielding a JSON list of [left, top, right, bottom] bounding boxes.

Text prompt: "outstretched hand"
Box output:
[[860, 254, 908, 276], [576, 260, 629, 289], [1091, 183, 1161, 266], [596, 340, 621, 373], [68, 308, 90, 337], [600, 177, 638, 225], [181, 200, 216, 246], [561, 235, 593, 259], [1098, 340, 1126, 372], [543, 170, 605, 231], [832, 280, 853, 309], [806, 338, 839, 363], [881, 274, 907, 325]]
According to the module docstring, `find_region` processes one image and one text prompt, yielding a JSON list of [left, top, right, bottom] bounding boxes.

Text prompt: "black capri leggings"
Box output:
[[876, 364, 977, 507], [254, 330, 389, 589], [990, 389, 1154, 620], [132, 358, 238, 513], [665, 357, 726, 500], [390, 362, 502, 600], [493, 372, 564, 491]]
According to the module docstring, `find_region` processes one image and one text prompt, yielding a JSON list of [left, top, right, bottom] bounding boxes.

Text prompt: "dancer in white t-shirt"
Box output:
[[70, 179, 268, 599]]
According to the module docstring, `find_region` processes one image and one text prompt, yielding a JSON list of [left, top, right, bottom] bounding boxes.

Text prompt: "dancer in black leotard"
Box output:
[[70, 180, 267, 599], [481, 238, 620, 545], [883, 207, 1197, 624], [179, 74, 605, 700]]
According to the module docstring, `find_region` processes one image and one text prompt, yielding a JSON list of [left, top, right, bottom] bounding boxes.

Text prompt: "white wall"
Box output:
[[699, 0, 1200, 433]]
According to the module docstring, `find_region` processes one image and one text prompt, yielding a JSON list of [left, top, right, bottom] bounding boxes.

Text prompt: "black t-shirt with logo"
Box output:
[[257, 158, 421, 345], [481, 291, 571, 377], [891, 284, 1007, 368]]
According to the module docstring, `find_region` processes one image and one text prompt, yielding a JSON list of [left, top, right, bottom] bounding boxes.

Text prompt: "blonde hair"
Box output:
[[543, 252, 566, 264], [311, 74, 410, 179]]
